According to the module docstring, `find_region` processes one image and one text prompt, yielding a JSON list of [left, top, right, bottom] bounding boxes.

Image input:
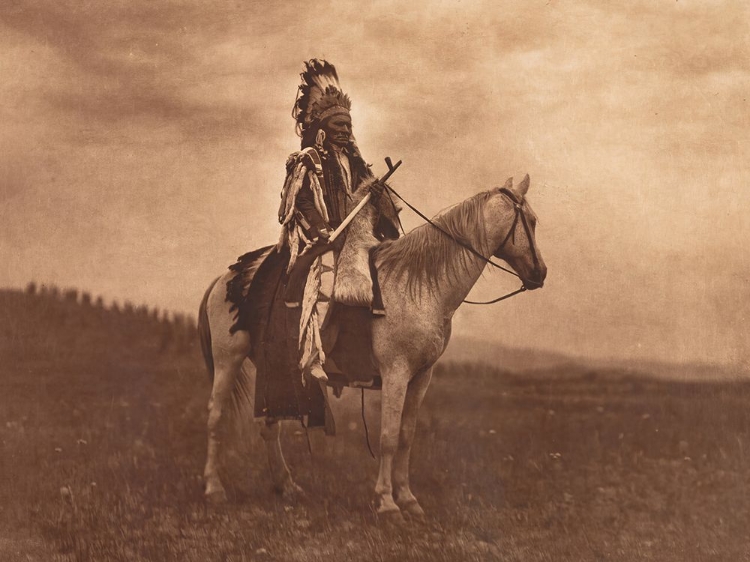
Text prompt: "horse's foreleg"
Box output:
[[392, 366, 433, 520], [259, 419, 303, 501], [375, 365, 410, 519], [203, 337, 249, 503]]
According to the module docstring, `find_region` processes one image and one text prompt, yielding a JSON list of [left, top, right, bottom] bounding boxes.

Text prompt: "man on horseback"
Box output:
[[277, 59, 388, 383], [202, 65, 546, 501]]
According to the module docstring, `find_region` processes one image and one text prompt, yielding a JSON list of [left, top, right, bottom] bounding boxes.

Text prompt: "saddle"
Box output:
[[226, 245, 383, 433]]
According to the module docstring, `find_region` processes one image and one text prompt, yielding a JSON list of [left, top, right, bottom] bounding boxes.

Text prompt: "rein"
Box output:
[[383, 184, 537, 305]]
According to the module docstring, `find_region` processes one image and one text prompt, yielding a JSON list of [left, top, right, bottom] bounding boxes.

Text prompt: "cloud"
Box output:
[[0, 0, 280, 139], [578, 0, 750, 77]]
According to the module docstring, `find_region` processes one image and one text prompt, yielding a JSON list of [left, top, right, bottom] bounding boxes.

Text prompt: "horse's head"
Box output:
[[486, 175, 547, 290]]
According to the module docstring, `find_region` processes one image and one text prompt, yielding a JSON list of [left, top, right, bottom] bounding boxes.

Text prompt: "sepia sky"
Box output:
[[1, 0, 748, 368]]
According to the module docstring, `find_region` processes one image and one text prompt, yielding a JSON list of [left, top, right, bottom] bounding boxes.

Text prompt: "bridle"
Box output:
[[384, 184, 542, 305], [496, 187, 541, 272]]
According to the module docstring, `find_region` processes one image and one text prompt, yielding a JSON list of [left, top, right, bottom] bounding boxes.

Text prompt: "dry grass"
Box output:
[[1, 288, 749, 561]]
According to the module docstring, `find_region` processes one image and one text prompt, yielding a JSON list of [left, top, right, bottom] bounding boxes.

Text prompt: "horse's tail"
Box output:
[[198, 276, 221, 382]]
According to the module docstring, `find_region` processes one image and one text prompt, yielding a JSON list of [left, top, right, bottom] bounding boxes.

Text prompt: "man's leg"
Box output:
[[301, 251, 335, 383]]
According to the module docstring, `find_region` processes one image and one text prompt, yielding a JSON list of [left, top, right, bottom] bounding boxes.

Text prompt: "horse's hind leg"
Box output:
[[203, 335, 249, 503], [393, 366, 433, 521], [202, 275, 253, 503], [259, 419, 304, 501]]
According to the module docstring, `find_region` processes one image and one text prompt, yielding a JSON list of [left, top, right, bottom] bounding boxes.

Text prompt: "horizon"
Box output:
[[1, 1, 748, 370], [2, 283, 745, 377]]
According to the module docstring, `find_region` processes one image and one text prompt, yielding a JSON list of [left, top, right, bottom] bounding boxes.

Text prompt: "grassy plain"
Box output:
[[1, 288, 749, 561]]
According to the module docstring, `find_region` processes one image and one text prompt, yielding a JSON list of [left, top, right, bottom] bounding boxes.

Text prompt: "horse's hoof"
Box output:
[[378, 508, 406, 528], [205, 488, 228, 505], [400, 500, 426, 523]]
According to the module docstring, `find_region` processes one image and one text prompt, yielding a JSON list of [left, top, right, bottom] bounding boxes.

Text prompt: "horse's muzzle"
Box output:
[[523, 265, 547, 290], [523, 279, 544, 290]]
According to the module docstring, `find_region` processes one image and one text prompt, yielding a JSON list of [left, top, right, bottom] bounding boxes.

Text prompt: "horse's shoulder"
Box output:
[[374, 304, 448, 352]]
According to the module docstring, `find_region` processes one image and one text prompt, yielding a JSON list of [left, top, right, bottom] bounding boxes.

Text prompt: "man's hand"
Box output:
[[369, 180, 387, 199], [316, 227, 332, 243]]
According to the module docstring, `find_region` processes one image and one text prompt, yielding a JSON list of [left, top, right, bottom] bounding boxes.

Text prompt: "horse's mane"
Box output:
[[375, 190, 493, 295]]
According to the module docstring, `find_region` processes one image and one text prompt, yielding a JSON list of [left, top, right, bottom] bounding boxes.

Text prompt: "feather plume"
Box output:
[[292, 59, 351, 137]]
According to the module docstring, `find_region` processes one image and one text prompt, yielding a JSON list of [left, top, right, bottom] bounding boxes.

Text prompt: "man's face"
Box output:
[[322, 114, 352, 148]]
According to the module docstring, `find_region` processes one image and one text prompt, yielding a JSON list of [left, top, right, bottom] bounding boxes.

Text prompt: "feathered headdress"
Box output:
[[292, 59, 352, 138]]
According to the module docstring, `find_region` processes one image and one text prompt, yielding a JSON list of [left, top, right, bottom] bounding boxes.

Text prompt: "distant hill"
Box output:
[[0, 285, 198, 366], [441, 336, 576, 372], [442, 335, 747, 381], [2, 283, 744, 382]]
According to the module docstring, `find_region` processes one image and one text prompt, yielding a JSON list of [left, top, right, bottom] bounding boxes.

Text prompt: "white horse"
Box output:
[[198, 175, 546, 522]]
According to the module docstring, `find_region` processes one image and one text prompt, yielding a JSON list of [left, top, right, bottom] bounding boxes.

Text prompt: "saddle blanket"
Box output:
[[225, 246, 382, 432]]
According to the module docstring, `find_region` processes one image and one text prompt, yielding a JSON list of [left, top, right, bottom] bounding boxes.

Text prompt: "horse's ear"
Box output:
[[517, 174, 530, 196], [501, 177, 513, 190]]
